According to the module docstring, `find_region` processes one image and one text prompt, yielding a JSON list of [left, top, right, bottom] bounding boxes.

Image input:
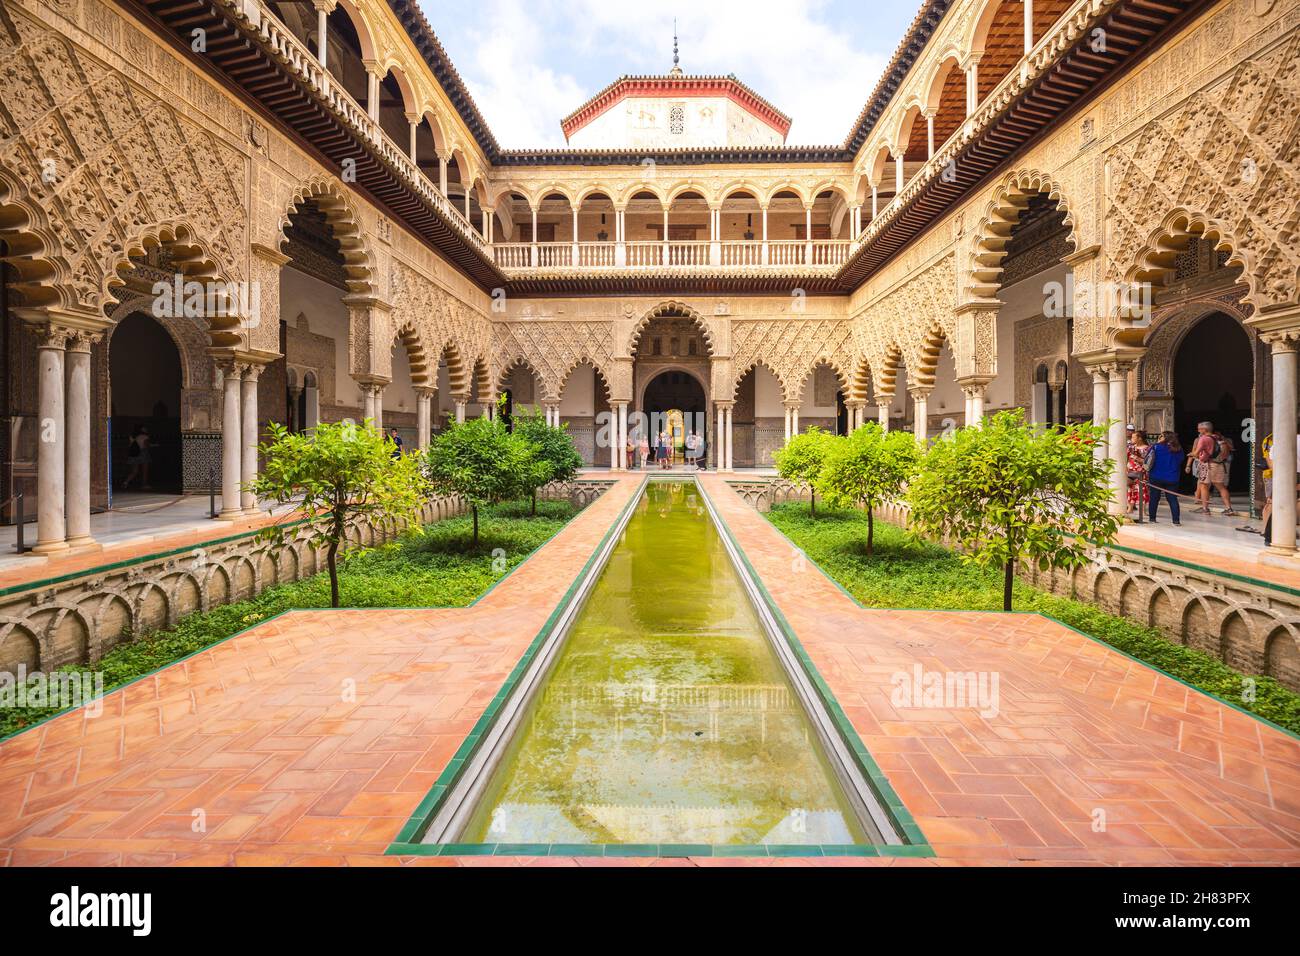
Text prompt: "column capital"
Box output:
[[311, 0, 336, 12], [413, 384, 438, 398], [907, 385, 934, 401], [714, 400, 735, 410], [1262, 329, 1300, 353]]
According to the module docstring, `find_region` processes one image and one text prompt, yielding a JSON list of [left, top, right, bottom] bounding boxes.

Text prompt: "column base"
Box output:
[[217, 508, 245, 521], [31, 539, 70, 556], [1260, 546, 1299, 569], [64, 535, 100, 553]]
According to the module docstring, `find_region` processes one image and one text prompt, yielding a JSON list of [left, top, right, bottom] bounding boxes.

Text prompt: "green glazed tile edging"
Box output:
[[0, 490, 609, 746], [391, 476, 934, 860], [755, 503, 1300, 744]]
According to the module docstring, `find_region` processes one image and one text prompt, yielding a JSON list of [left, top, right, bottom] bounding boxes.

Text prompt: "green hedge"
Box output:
[[767, 503, 1300, 735], [0, 500, 577, 739]]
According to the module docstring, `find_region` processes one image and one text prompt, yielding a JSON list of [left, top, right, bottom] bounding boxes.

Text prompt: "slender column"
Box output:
[[219, 360, 244, 520], [1107, 365, 1129, 516], [761, 204, 769, 265], [1024, 0, 1034, 53], [1269, 336, 1298, 554], [608, 407, 618, 470], [871, 184, 878, 220], [365, 65, 380, 122], [894, 151, 904, 193], [717, 404, 726, 470], [415, 386, 434, 450], [966, 59, 979, 114], [361, 384, 376, 424], [616, 208, 627, 267], [911, 388, 931, 445], [572, 207, 580, 266], [33, 327, 69, 553], [783, 406, 791, 443], [530, 206, 539, 267], [1090, 368, 1108, 462], [64, 333, 97, 548], [959, 383, 987, 428], [662, 207, 670, 266], [725, 406, 734, 472], [438, 154, 448, 195], [407, 115, 418, 163], [878, 402, 891, 430], [790, 404, 800, 436], [619, 403, 629, 470], [925, 110, 935, 158], [373, 383, 385, 431], [804, 205, 813, 264], [314, 1, 329, 69], [454, 399, 466, 424], [464, 187, 471, 221], [241, 365, 261, 514], [709, 207, 721, 266]]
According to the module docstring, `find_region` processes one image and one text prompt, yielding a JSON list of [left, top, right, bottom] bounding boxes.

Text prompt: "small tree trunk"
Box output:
[[326, 539, 340, 608], [866, 506, 874, 555], [472, 505, 479, 547], [531, 490, 537, 516], [1003, 557, 1015, 612], [810, 489, 816, 518]]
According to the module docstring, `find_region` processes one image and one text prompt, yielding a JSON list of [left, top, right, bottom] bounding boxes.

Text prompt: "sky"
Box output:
[[419, 0, 924, 148]]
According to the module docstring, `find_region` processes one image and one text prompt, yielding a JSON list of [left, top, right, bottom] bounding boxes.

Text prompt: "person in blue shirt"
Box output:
[[1146, 430, 1186, 525]]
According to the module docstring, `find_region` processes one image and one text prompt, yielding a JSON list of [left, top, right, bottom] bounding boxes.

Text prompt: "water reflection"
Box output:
[[457, 481, 872, 846]]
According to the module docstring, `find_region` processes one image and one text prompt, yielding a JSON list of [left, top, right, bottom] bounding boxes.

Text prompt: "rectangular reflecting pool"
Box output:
[[448, 480, 885, 847]]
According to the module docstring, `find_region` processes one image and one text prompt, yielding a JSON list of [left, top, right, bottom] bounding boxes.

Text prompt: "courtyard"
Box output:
[[0, 0, 1298, 933]]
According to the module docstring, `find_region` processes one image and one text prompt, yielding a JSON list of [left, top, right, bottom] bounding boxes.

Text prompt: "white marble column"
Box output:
[[314, 0, 329, 69], [924, 110, 935, 158], [1090, 368, 1108, 462], [967, 384, 986, 426], [1269, 335, 1298, 554], [725, 405, 734, 472], [1023, 0, 1034, 52], [64, 332, 96, 548], [33, 327, 68, 554], [219, 360, 244, 520], [911, 388, 930, 444], [965, 57, 980, 115], [241, 365, 261, 514], [783, 406, 791, 443], [415, 386, 434, 451], [717, 404, 726, 471], [362, 384, 376, 425], [372, 384, 384, 431], [790, 405, 800, 436], [1107, 364, 1129, 516], [878, 402, 890, 430], [455, 399, 466, 424], [438, 154, 449, 196]]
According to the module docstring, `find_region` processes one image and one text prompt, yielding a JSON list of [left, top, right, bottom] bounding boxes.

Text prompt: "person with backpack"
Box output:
[[1188, 421, 1236, 516]]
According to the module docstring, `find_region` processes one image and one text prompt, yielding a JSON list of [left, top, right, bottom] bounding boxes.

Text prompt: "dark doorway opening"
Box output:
[[1172, 311, 1252, 494], [110, 312, 183, 494]]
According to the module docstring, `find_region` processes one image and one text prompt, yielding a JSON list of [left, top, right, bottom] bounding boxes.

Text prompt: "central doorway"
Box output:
[[641, 370, 707, 466]]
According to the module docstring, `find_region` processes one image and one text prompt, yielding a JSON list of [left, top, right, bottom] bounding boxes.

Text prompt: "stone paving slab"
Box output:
[[0, 474, 1296, 866]]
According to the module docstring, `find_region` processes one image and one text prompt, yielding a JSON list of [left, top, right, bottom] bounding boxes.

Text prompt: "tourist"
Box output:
[[1147, 431, 1185, 525], [1127, 429, 1150, 514], [637, 433, 649, 470], [1259, 432, 1300, 546], [1189, 421, 1235, 515], [1188, 422, 1210, 509], [121, 427, 153, 491], [696, 431, 707, 471], [388, 427, 404, 457], [624, 434, 635, 470], [657, 430, 670, 469], [685, 430, 700, 470]]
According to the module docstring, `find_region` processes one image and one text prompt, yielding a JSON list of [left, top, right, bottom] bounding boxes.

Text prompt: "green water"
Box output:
[[459, 480, 874, 846]]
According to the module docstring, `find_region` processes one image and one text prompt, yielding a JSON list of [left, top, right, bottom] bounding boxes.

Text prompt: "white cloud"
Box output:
[[428, 0, 891, 148]]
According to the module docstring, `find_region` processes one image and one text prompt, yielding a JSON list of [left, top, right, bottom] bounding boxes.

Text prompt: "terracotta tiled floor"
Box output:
[[0, 474, 1297, 867]]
